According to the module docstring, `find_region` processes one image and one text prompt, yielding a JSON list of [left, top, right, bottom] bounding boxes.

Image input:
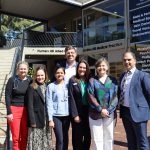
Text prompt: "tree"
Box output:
[[1, 14, 41, 33]]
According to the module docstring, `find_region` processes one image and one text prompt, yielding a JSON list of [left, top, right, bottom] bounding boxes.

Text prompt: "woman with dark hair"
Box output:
[[68, 59, 91, 150], [46, 66, 70, 150], [5, 61, 32, 150], [88, 58, 118, 150], [26, 66, 53, 150]]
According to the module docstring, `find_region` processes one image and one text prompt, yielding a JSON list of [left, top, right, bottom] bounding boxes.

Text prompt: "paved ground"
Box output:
[[52, 112, 150, 150], [1, 112, 150, 150]]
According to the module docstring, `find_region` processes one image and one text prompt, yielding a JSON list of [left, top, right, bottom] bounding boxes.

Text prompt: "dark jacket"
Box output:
[[26, 85, 46, 128], [68, 76, 89, 118], [120, 69, 150, 122]]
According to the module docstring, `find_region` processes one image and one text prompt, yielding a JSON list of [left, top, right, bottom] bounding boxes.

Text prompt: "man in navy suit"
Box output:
[[119, 51, 150, 150]]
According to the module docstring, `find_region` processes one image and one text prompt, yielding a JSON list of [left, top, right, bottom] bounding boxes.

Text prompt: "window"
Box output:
[[83, 0, 125, 46]]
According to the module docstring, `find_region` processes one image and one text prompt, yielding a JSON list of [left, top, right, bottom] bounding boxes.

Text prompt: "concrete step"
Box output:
[[0, 68, 11, 74], [0, 65, 13, 69], [0, 102, 6, 108], [0, 60, 14, 63], [0, 48, 16, 150], [0, 110, 6, 117], [0, 137, 6, 149], [0, 88, 5, 94], [0, 69, 11, 73], [0, 99, 6, 105], [0, 71, 11, 74], [0, 81, 6, 84], [0, 53, 14, 56], [0, 76, 7, 80], [0, 59, 14, 63], [0, 113, 7, 149], [0, 50, 15, 53]]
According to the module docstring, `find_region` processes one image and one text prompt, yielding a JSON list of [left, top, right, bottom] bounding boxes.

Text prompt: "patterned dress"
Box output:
[[27, 84, 53, 150]]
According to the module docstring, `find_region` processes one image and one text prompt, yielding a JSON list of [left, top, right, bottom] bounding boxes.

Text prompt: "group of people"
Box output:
[[5, 45, 150, 150]]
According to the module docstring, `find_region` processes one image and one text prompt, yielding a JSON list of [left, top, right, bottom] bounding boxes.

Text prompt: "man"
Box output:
[[119, 51, 150, 150], [57, 45, 77, 85], [56, 45, 78, 150]]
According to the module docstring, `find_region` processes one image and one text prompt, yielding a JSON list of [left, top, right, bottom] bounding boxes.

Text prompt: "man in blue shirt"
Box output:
[[119, 52, 150, 150]]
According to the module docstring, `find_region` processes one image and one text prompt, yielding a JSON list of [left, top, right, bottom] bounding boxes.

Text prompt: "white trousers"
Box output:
[[89, 112, 115, 150]]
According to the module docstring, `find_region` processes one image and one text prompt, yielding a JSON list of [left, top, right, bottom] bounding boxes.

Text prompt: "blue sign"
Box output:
[[129, 0, 150, 11], [130, 0, 150, 73], [130, 6, 150, 43]]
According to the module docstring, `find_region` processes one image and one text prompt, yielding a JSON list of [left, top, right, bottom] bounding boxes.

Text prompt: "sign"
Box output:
[[23, 47, 65, 55], [130, 0, 150, 73], [130, 7, 150, 43], [131, 43, 150, 73], [83, 39, 124, 52], [130, 0, 150, 10], [129, 0, 150, 43]]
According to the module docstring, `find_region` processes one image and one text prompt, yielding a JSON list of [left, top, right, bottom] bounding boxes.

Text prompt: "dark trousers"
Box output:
[[72, 108, 91, 150], [121, 106, 150, 150], [53, 116, 70, 150]]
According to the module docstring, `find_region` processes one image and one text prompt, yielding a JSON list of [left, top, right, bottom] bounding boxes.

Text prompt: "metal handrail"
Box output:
[[9, 47, 20, 75]]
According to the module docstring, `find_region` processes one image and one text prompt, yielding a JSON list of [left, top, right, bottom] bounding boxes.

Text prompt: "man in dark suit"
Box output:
[[119, 51, 150, 150]]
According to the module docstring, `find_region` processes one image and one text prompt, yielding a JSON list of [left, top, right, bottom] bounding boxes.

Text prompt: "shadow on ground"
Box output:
[[114, 136, 150, 148], [114, 140, 127, 147]]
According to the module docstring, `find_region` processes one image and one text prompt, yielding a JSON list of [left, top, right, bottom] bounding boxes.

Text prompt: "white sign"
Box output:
[[23, 47, 65, 55]]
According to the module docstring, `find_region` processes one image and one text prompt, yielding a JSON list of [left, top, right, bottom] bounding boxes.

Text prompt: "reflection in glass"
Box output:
[[83, 0, 125, 46]]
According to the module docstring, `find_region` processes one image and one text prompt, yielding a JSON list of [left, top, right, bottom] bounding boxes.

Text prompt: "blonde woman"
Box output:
[[88, 58, 118, 150], [26, 66, 53, 150], [5, 61, 32, 150]]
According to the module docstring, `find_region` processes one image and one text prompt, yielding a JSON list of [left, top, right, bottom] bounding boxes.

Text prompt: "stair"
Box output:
[[0, 102, 7, 149], [0, 48, 17, 149]]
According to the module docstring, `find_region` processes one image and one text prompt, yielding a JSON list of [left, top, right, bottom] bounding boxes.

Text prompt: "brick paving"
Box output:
[[1, 112, 149, 149], [52, 112, 150, 150]]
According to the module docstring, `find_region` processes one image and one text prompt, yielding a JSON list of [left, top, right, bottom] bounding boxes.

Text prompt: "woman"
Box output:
[[26, 66, 53, 150], [5, 61, 32, 150], [88, 58, 118, 150], [68, 59, 91, 150], [46, 66, 70, 150]]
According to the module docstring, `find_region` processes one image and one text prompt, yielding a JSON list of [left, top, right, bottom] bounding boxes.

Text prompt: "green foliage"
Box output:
[[28, 67, 34, 77], [1, 14, 41, 33]]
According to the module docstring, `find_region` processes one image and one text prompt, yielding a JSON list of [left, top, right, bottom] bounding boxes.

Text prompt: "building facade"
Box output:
[[22, 0, 150, 79]]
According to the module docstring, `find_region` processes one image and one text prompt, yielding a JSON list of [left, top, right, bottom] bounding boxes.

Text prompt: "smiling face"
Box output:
[[17, 64, 28, 79], [65, 49, 77, 64], [55, 68, 65, 82], [77, 62, 87, 78], [123, 52, 136, 71], [96, 61, 108, 77], [36, 69, 45, 84]]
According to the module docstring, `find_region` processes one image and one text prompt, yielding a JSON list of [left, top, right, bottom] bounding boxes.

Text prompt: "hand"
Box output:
[[74, 116, 81, 123], [31, 124, 36, 128], [101, 109, 109, 118], [49, 121, 55, 128], [7, 114, 13, 122]]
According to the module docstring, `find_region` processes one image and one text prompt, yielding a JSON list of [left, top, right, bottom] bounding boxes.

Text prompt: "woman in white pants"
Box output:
[[87, 58, 118, 150]]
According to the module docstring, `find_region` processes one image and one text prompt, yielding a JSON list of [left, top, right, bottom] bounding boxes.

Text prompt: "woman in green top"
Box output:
[[68, 59, 91, 150]]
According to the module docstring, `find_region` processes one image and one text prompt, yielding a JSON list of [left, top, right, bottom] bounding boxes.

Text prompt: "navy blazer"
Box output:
[[27, 85, 46, 128], [68, 77, 89, 118], [120, 69, 150, 122]]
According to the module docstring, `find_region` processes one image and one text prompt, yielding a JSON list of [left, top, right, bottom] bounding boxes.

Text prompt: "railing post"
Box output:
[[6, 122, 10, 150]]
